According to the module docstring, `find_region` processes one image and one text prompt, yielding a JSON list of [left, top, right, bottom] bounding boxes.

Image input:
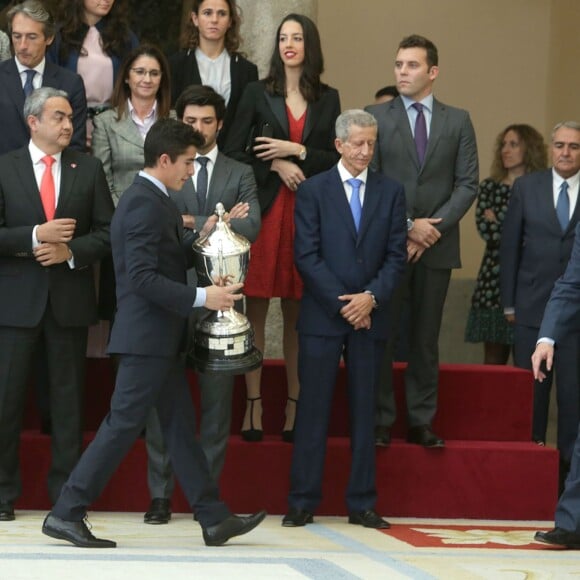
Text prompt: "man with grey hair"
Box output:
[[283, 109, 406, 528], [500, 120, 580, 492], [0, 87, 113, 521], [0, 0, 87, 154]]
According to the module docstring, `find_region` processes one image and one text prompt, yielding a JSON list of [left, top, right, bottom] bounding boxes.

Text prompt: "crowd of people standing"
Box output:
[[0, 0, 578, 551]]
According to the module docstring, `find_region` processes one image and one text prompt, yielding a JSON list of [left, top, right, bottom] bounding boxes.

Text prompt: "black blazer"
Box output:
[[0, 146, 113, 328], [0, 58, 87, 154], [169, 50, 258, 148], [224, 80, 341, 213]]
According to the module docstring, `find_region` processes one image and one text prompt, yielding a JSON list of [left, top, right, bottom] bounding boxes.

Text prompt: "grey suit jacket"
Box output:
[[366, 96, 478, 269], [170, 151, 260, 286], [92, 109, 146, 206]]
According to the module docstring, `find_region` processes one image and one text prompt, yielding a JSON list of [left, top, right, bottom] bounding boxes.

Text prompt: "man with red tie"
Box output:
[[0, 87, 114, 521]]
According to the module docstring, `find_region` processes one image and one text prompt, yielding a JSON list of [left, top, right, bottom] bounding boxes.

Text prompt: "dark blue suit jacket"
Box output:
[[294, 166, 407, 340], [500, 169, 580, 328], [0, 58, 87, 154], [108, 175, 197, 357], [539, 222, 580, 342]]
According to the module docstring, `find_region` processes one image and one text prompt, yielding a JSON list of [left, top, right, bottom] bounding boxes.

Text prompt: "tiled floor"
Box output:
[[1, 512, 579, 579]]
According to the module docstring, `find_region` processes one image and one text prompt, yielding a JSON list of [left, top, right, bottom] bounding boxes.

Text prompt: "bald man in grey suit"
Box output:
[[366, 34, 478, 448], [143, 86, 260, 525]]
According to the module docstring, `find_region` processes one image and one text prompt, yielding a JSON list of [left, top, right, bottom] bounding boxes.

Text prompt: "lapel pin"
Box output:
[[70, 163, 77, 169]]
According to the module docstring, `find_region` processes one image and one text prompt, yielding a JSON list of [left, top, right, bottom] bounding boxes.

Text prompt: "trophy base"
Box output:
[[192, 345, 263, 375]]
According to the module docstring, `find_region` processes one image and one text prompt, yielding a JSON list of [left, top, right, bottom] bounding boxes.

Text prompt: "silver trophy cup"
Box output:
[[191, 203, 263, 374]]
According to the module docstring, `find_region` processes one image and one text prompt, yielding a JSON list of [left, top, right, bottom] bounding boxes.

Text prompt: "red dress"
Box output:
[[244, 108, 305, 299]]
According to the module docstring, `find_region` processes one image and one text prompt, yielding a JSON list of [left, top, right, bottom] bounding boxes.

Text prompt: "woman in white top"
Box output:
[[169, 0, 257, 149]]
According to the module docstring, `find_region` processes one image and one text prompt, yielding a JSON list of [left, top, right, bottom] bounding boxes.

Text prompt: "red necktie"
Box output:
[[40, 155, 56, 221]]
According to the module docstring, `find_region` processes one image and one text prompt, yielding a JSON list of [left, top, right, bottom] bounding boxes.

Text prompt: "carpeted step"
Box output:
[[17, 432, 557, 520], [23, 360, 534, 441]]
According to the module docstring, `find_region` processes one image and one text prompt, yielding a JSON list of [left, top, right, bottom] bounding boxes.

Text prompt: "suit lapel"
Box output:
[[183, 51, 202, 86], [4, 60, 27, 127], [206, 153, 231, 213], [358, 173, 381, 242], [392, 98, 420, 170], [424, 98, 446, 170], [13, 148, 46, 221], [263, 91, 289, 136], [535, 172, 562, 234], [302, 98, 323, 143], [329, 168, 358, 240], [179, 178, 199, 215], [112, 115, 144, 149], [56, 150, 79, 218]]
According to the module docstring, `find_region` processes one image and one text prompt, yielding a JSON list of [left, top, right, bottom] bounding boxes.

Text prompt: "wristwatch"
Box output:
[[298, 146, 307, 161], [364, 290, 378, 309], [406, 218, 414, 231]]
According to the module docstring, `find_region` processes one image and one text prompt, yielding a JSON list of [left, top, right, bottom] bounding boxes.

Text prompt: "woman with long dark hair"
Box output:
[[48, 0, 138, 148], [225, 13, 341, 443]]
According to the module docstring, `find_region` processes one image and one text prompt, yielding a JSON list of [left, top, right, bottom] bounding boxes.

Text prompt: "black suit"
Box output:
[[224, 80, 341, 213], [0, 58, 87, 154], [500, 169, 580, 458], [169, 50, 258, 149], [0, 146, 113, 504], [51, 174, 230, 527]]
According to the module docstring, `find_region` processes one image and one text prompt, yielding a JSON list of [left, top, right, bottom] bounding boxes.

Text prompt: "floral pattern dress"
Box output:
[[465, 178, 514, 344]]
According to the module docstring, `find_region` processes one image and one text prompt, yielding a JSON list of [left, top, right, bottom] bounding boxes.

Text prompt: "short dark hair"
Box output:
[[143, 118, 204, 167], [398, 34, 438, 68], [374, 85, 399, 100], [175, 85, 226, 122]]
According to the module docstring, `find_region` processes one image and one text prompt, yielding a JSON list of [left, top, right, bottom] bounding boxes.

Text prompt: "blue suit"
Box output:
[[289, 165, 406, 513], [500, 169, 580, 459], [538, 224, 580, 531], [51, 175, 230, 527]]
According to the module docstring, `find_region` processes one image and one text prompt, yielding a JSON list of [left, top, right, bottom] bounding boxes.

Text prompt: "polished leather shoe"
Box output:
[[348, 509, 390, 529], [203, 510, 266, 546], [42, 513, 116, 548], [374, 425, 391, 447], [0, 501, 15, 521], [407, 425, 445, 448], [282, 508, 313, 527], [535, 527, 580, 548], [144, 498, 171, 525]]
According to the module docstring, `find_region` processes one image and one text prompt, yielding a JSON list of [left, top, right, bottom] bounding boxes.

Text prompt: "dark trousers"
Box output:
[[376, 262, 451, 428], [51, 354, 230, 528], [289, 331, 383, 513], [514, 324, 580, 461], [0, 306, 87, 504]]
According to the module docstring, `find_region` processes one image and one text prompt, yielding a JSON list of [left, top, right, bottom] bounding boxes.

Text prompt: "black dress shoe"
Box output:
[[42, 513, 116, 548], [407, 425, 445, 448], [535, 527, 580, 548], [144, 498, 171, 525], [282, 508, 314, 527], [374, 426, 391, 447], [0, 501, 14, 521], [348, 509, 390, 529], [203, 510, 266, 546]]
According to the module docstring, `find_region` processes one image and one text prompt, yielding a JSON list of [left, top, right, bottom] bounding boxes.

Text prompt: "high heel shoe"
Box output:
[[241, 396, 263, 442], [282, 397, 297, 443]]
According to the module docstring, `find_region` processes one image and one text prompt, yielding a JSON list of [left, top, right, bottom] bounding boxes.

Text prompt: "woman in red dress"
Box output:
[[225, 13, 340, 442]]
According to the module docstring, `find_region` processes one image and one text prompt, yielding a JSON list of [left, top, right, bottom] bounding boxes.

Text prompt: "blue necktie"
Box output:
[[196, 157, 209, 210], [23, 69, 36, 98], [412, 102, 428, 165], [347, 178, 362, 231], [556, 181, 570, 231]]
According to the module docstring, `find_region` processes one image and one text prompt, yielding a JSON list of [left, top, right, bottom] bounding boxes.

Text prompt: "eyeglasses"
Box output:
[[130, 68, 162, 78]]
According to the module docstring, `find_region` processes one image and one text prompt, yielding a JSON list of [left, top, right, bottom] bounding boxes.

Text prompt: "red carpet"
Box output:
[[19, 361, 558, 519]]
